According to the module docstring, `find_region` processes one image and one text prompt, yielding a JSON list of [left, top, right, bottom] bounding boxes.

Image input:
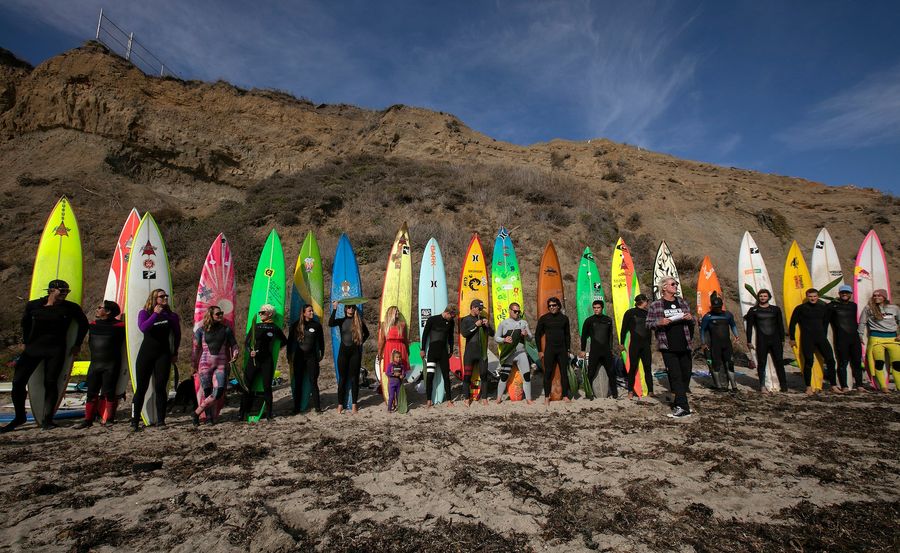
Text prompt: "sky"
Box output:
[[1, 1, 899, 195]]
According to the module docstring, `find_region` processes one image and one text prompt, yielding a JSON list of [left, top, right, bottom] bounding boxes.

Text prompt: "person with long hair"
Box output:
[[329, 301, 370, 414], [191, 306, 237, 426], [241, 304, 286, 421], [858, 289, 900, 392], [131, 288, 181, 431], [288, 304, 325, 413], [377, 305, 409, 400]]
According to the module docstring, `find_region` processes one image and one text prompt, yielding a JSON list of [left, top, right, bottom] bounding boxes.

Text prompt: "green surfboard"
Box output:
[[291, 231, 324, 412], [576, 247, 606, 398], [241, 229, 286, 417]]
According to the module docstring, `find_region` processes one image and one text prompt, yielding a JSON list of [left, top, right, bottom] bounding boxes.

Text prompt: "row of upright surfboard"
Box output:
[[25, 197, 893, 424]]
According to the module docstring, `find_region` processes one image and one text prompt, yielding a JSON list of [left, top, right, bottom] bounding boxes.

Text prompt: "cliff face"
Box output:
[[0, 41, 896, 349]]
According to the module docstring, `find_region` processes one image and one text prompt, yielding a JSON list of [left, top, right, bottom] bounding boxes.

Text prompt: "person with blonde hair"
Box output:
[[131, 288, 181, 431], [858, 289, 900, 392], [191, 306, 238, 425], [241, 304, 286, 421], [329, 301, 370, 413]]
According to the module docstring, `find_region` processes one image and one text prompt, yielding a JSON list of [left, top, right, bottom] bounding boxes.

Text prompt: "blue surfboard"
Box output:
[[329, 234, 363, 409]]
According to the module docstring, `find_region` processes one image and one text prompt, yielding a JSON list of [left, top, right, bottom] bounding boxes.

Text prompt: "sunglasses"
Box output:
[[158, 294, 169, 298], [213, 311, 224, 317], [548, 304, 560, 308], [510, 309, 520, 313]]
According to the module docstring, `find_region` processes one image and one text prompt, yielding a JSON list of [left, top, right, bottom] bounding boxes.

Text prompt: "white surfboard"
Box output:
[[652, 241, 680, 300], [418, 237, 449, 403], [738, 231, 780, 391], [124, 213, 173, 425], [811, 228, 847, 388]]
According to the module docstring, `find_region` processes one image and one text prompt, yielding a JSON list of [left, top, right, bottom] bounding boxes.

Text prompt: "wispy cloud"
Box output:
[[778, 64, 900, 150]]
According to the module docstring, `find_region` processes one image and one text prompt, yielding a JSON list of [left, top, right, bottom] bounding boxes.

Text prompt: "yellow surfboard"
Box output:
[[458, 233, 490, 400], [28, 196, 83, 424], [378, 224, 413, 402], [783, 241, 824, 390], [611, 238, 644, 396]]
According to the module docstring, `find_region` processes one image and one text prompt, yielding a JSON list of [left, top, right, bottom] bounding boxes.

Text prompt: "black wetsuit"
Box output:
[[133, 310, 181, 426], [700, 310, 737, 390], [535, 311, 572, 399], [620, 307, 652, 394], [86, 318, 126, 402], [580, 314, 616, 398], [744, 304, 788, 391], [789, 301, 837, 387], [829, 300, 863, 388], [328, 310, 369, 407], [242, 322, 286, 418], [421, 314, 454, 400], [288, 318, 325, 412], [8, 298, 88, 427], [459, 314, 494, 399]]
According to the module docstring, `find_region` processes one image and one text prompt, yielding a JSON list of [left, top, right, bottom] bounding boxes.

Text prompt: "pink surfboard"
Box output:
[[853, 230, 892, 389], [193, 233, 236, 420]]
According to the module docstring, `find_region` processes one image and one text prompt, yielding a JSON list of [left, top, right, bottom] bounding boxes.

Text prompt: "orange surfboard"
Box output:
[[537, 241, 566, 400], [696, 255, 723, 320]]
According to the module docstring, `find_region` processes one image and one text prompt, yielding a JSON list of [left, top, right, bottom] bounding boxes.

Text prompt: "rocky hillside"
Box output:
[[0, 41, 896, 357]]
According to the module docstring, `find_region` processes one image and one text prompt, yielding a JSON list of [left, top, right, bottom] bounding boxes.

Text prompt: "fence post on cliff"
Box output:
[[125, 32, 134, 60]]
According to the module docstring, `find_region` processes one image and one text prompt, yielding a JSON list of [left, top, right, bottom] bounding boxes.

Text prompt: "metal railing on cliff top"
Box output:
[[94, 9, 180, 79]]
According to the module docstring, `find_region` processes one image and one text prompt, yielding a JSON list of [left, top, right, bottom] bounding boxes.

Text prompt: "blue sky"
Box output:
[[2, 1, 898, 194]]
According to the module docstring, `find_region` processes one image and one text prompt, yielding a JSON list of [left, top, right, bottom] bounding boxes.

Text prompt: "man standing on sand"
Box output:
[[495, 302, 535, 404], [579, 299, 617, 399], [420, 305, 457, 406], [789, 288, 838, 395], [459, 299, 494, 406], [534, 297, 573, 404], [700, 296, 743, 394], [828, 284, 863, 391], [2, 279, 89, 433], [744, 289, 788, 392], [646, 277, 695, 418]]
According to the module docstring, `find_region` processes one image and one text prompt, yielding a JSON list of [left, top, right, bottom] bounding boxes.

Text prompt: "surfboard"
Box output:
[[537, 241, 566, 400], [240, 229, 286, 418], [124, 212, 172, 425], [491, 227, 529, 401], [576, 246, 606, 398], [330, 234, 364, 409], [377, 224, 413, 405], [27, 196, 82, 426], [653, 241, 680, 300], [457, 233, 490, 401], [783, 240, 824, 391], [192, 233, 236, 420], [418, 237, 449, 404], [611, 238, 644, 396], [290, 230, 324, 411], [811, 228, 847, 388], [105, 208, 140, 399], [853, 229, 893, 390], [696, 256, 723, 320], [737, 231, 781, 391]]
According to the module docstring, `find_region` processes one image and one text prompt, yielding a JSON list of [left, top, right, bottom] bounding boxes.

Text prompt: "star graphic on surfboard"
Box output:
[[141, 240, 157, 256], [53, 223, 70, 236]]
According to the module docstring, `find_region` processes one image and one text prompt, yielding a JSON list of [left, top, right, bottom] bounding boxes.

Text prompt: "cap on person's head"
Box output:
[[48, 279, 70, 291], [103, 300, 121, 318], [711, 297, 724, 308], [838, 284, 852, 294], [470, 299, 485, 309]]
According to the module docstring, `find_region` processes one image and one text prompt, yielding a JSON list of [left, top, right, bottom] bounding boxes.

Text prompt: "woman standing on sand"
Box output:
[[288, 304, 325, 413], [858, 290, 900, 392], [131, 288, 181, 431], [191, 306, 238, 426], [329, 301, 370, 414]]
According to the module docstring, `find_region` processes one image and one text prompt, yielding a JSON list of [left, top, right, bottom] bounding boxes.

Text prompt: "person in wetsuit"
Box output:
[[2, 280, 89, 433], [329, 301, 369, 414], [789, 288, 838, 395], [241, 304, 286, 421], [131, 288, 181, 431], [420, 305, 457, 407], [828, 285, 863, 391], [287, 304, 325, 413], [495, 302, 535, 404], [646, 278, 695, 418], [459, 299, 495, 406], [192, 306, 238, 426], [75, 300, 125, 429], [621, 294, 653, 398], [700, 296, 741, 393], [580, 300, 616, 399], [858, 289, 900, 393], [744, 289, 788, 392], [535, 296, 572, 404]]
